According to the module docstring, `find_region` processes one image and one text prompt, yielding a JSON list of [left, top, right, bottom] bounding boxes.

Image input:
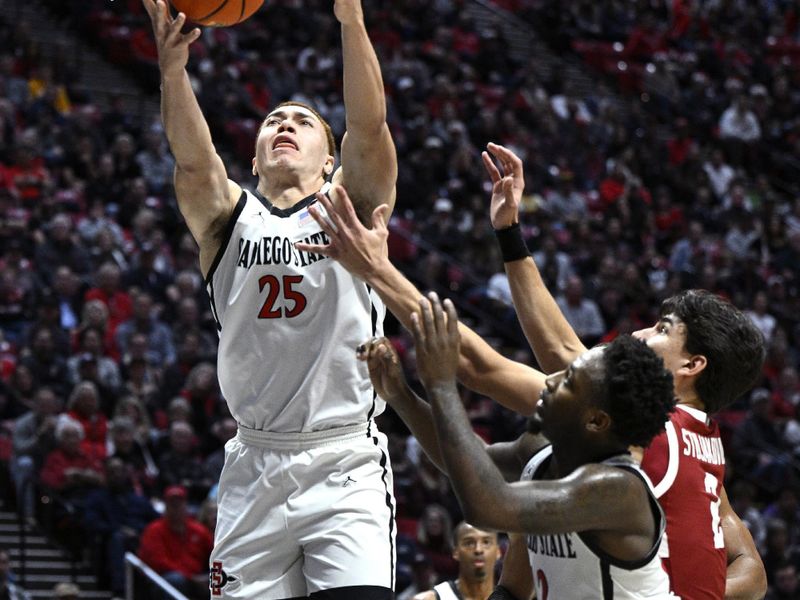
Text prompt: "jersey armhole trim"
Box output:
[[652, 421, 679, 498], [577, 466, 664, 571], [204, 189, 247, 286]]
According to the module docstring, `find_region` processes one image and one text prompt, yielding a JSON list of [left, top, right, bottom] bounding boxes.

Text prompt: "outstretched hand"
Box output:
[[357, 337, 408, 403], [142, 0, 201, 77], [333, 0, 365, 25], [411, 293, 460, 391], [481, 142, 525, 229], [294, 185, 391, 280]]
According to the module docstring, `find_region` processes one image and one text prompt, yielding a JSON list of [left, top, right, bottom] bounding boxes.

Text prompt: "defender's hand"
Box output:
[[482, 142, 525, 230], [411, 293, 460, 390], [295, 185, 390, 280], [358, 337, 408, 403]]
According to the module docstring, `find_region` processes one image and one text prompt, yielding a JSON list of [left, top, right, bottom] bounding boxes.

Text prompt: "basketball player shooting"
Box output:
[[141, 0, 397, 598]]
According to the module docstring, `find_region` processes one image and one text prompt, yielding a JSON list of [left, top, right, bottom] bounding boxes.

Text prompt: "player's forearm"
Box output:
[[341, 21, 387, 133], [160, 71, 218, 171], [429, 381, 509, 529], [383, 384, 446, 472], [362, 260, 516, 402], [724, 556, 767, 600], [496, 535, 534, 600], [504, 258, 585, 372]]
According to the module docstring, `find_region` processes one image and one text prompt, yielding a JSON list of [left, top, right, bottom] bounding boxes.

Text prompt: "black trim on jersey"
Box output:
[[253, 188, 320, 218], [365, 285, 380, 435], [371, 435, 395, 590], [433, 579, 464, 600], [208, 281, 222, 332], [204, 190, 247, 286], [601, 560, 614, 600], [577, 463, 664, 571]]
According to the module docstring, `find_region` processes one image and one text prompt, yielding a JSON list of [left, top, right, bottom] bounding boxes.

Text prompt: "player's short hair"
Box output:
[[601, 335, 675, 448], [269, 101, 336, 156], [453, 521, 497, 544], [660, 290, 765, 413]]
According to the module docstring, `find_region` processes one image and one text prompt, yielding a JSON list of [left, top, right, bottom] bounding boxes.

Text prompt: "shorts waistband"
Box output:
[[236, 421, 372, 450]]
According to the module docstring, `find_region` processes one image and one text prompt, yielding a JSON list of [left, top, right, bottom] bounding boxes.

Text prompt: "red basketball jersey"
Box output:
[[641, 405, 727, 600]]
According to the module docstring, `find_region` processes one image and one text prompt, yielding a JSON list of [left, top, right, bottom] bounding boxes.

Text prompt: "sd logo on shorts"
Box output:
[[210, 560, 238, 597]]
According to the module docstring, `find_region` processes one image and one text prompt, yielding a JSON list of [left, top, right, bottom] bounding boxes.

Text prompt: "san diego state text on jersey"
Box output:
[[235, 232, 330, 269]]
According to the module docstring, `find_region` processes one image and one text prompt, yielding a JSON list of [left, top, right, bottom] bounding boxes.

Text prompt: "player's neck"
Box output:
[[551, 439, 626, 478], [675, 392, 705, 412], [456, 576, 493, 600], [259, 175, 324, 210]]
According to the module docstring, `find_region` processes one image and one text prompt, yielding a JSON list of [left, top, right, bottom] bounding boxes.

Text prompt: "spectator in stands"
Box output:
[[0, 548, 31, 600], [124, 244, 171, 305], [732, 389, 796, 493], [34, 214, 90, 285], [108, 416, 158, 496], [555, 274, 605, 345], [416, 504, 458, 581], [52, 582, 80, 600], [84, 263, 133, 336], [137, 485, 213, 600], [65, 381, 107, 461], [747, 291, 778, 346], [40, 415, 104, 499], [762, 519, 800, 586], [11, 386, 61, 519], [18, 325, 69, 396], [84, 456, 158, 597], [767, 561, 800, 600], [115, 291, 175, 367], [156, 421, 210, 504], [135, 127, 174, 196]]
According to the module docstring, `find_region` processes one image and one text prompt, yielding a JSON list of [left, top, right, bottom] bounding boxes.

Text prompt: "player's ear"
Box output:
[[678, 354, 707, 378], [252, 156, 257, 177], [585, 408, 611, 434]]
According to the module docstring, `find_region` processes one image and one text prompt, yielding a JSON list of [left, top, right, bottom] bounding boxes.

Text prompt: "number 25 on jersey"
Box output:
[[258, 275, 308, 319]]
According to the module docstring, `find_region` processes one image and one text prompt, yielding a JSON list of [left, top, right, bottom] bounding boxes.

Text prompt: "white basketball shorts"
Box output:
[[209, 421, 396, 599]]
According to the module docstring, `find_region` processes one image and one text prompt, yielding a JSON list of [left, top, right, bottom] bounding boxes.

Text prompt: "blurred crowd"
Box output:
[[0, 0, 799, 597]]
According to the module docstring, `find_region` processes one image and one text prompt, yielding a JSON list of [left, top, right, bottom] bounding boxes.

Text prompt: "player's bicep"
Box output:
[[502, 467, 644, 535], [174, 154, 236, 243], [337, 127, 397, 219]]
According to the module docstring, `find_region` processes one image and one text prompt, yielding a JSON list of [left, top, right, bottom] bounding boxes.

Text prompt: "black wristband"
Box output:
[[494, 223, 529, 262], [488, 585, 521, 600]]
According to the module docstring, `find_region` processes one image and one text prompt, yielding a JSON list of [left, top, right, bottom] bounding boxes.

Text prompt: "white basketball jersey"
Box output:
[[521, 446, 675, 600], [206, 185, 385, 432], [432, 580, 461, 600]]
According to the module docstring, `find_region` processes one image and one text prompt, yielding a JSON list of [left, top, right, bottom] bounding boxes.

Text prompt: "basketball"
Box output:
[[170, 0, 264, 27]]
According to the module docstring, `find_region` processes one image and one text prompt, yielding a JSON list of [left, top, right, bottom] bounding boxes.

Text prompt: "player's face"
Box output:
[[633, 314, 690, 381], [533, 346, 604, 439], [254, 106, 333, 181], [453, 525, 500, 580]]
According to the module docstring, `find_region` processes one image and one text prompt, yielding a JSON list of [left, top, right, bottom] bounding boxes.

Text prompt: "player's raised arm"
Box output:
[[332, 0, 397, 220], [482, 143, 586, 372], [142, 0, 239, 276], [297, 186, 546, 415]]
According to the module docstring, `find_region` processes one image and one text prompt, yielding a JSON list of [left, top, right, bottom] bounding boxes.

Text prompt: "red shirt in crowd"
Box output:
[[138, 516, 213, 579]]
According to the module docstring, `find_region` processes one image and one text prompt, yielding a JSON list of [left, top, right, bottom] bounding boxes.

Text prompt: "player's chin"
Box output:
[[526, 414, 543, 434]]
